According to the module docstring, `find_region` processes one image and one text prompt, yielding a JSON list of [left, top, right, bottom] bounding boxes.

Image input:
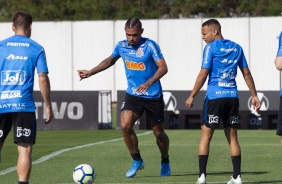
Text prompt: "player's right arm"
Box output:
[[77, 55, 119, 81], [186, 68, 209, 108], [275, 32, 282, 70], [275, 57, 282, 70]]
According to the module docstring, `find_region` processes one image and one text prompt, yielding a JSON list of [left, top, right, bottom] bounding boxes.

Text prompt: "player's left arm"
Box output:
[[240, 67, 260, 111], [147, 58, 168, 85], [38, 72, 53, 124], [136, 58, 167, 94]]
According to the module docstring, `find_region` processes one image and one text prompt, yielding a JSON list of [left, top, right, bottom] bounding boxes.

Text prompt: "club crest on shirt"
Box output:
[[121, 42, 126, 47], [136, 48, 144, 57]]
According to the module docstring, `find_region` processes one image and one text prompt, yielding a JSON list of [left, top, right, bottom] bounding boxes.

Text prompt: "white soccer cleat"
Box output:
[[227, 175, 243, 184], [196, 173, 206, 184], [251, 107, 261, 117]]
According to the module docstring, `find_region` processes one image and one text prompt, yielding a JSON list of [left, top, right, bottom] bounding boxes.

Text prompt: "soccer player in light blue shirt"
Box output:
[[274, 31, 282, 143], [0, 34, 48, 113], [78, 17, 170, 178], [186, 19, 260, 184], [0, 10, 52, 184], [201, 40, 248, 100], [112, 37, 163, 98]]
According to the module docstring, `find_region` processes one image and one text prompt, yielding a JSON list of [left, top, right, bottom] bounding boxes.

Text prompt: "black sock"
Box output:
[[18, 182, 28, 184], [198, 155, 208, 178], [131, 151, 141, 161], [231, 155, 241, 179], [161, 156, 169, 163]]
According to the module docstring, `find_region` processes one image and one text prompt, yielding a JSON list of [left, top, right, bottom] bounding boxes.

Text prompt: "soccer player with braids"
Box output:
[[78, 18, 170, 178]]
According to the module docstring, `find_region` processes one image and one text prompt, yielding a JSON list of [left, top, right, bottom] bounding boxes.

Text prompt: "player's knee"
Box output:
[[120, 122, 133, 133], [154, 130, 165, 140]]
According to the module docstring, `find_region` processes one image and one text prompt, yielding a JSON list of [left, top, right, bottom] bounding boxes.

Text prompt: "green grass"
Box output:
[[0, 129, 281, 183]]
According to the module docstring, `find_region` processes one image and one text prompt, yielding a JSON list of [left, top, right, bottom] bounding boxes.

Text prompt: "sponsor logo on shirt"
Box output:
[[220, 48, 237, 52], [0, 90, 22, 99], [0, 103, 26, 110], [1, 70, 25, 85], [125, 60, 146, 70], [218, 82, 235, 87], [221, 59, 237, 64], [7, 42, 29, 47], [217, 69, 236, 87], [6, 54, 28, 60], [215, 90, 237, 95], [219, 70, 236, 80]]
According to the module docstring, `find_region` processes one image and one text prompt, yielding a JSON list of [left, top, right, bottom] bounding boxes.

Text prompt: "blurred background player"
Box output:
[[77, 17, 170, 178], [0, 10, 52, 184], [274, 30, 282, 144], [185, 19, 260, 184]]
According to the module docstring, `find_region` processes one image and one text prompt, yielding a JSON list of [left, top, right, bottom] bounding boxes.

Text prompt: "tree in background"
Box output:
[[0, 0, 280, 22], [168, 0, 282, 18]]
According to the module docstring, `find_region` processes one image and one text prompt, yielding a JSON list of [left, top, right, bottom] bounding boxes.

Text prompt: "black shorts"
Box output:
[[202, 98, 239, 128], [120, 93, 165, 124], [276, 97, 282, 135], [0, 112, 37, 144]]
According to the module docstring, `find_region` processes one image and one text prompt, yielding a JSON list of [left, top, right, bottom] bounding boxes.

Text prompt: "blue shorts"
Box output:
[[0, 112, 37, 144], [202, 98, 239, 128], [120, 93, 165, 124]]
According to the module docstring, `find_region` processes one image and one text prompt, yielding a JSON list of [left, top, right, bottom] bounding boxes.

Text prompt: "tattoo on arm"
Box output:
[[38, 72, 48, 77]]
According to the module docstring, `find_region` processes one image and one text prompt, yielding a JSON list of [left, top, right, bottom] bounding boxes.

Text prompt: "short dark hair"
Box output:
[[202, 19, 221, 32], [125, 17, 142, 29], [12, 10, 32, 30]]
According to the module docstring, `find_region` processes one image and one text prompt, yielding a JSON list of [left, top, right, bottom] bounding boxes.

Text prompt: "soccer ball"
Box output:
[[73, 164, 95, 184]]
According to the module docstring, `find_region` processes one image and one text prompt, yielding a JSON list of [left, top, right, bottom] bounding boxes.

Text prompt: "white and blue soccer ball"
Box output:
[[73, 164, 95, 184]]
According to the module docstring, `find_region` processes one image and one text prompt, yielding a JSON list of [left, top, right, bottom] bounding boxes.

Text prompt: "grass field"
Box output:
[[0, 129, 281, 184]]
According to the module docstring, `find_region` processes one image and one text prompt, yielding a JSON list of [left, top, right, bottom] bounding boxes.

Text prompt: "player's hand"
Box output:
[[45, 106, 53, 124], [136, 82, 150, 95], [77, 70, 91, 81], [252, 96, 261, 112], [185, 96, 194, 108]]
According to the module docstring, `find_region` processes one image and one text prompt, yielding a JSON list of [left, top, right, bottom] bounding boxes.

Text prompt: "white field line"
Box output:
[[104, 182, 254, 184], [0, 131, 152, 176]]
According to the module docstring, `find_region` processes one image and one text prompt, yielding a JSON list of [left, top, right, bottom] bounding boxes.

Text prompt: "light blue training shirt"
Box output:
[[277, 31, 282, 57], [0, 35, 48, 113], [202, 39, 248, 100], [112, 37, 164, 99]]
